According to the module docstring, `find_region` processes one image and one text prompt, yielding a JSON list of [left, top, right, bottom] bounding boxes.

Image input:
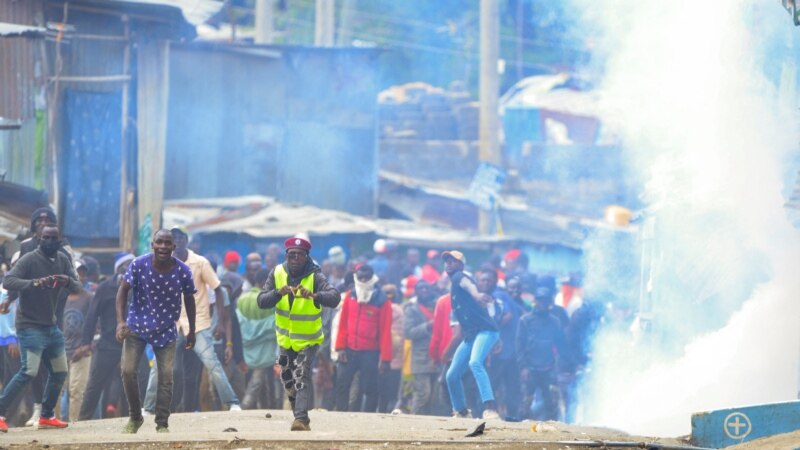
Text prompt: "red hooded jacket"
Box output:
[[335, 288, 393, 362]]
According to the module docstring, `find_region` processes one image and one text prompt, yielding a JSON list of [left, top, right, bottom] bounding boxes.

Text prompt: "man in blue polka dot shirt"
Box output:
[[115, 229, 196, 434]]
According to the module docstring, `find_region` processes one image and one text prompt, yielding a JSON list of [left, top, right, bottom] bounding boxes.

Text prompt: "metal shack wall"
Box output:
[[165, 46, 287, 200], [164, 45, 379, 217], [277, 49, 379, 217], [0, 0, 43, 187]]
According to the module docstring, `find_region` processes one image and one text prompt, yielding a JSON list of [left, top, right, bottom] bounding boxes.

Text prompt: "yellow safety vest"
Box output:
[[273, 264, 323, 351]]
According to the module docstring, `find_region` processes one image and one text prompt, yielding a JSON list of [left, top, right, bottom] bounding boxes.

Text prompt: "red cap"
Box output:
[[504, 249, 522, 261], [284, 236, 312, 252], [224, 250, 241, 267], [402, 274, 419, 298]]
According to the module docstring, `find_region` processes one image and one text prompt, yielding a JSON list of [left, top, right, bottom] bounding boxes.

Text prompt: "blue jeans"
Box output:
[[144, 328, 239, 411], [445, 330, 499, 413], [0, 326, 68, 419]]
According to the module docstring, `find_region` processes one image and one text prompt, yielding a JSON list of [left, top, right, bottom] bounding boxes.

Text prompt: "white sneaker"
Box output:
[[229, 404, 242, 412], [482, 409, 500, 420], [141, 408, 151, 417], [26, 403, 42, 428]]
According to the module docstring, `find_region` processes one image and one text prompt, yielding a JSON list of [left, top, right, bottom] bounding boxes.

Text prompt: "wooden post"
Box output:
[[255, 0, 275, 44], [120, 15, 133, 250], [315, 0, 335, 47]]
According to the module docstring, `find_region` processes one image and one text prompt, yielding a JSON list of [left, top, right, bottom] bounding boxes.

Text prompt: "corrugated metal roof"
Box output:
[[378, 170, 628, 249], [499, 73, 601, 118], [0, 22, 46, 37], [0, 1, 41, 122], [162, 196, 518, 247]]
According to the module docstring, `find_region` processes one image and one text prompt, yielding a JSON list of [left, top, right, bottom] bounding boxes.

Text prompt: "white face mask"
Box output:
[[355, 274, 379, 303]]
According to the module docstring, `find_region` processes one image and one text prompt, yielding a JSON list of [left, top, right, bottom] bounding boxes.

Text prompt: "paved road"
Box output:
[[0, 409, 690, 449]]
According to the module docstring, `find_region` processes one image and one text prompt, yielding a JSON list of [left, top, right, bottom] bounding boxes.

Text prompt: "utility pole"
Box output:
[[479, 0, 501, 234], [315, 0, 335, 47], [255, 0, 275, 44], [336, 0, 354, 46]]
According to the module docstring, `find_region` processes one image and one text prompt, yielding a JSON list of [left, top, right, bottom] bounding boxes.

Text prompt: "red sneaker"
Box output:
[[38, 416, 68, 429], [0, 416, 8, 433]]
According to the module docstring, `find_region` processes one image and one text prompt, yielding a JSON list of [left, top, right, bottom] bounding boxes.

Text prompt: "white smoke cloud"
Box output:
[[575, 0, 800, 436]]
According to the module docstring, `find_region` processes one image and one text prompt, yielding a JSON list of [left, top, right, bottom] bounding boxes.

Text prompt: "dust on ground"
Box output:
[[723, 429, 800, 450], [0, 409, 693, 450]]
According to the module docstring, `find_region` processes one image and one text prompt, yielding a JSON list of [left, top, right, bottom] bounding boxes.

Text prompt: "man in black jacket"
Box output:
[[77, 253, 135, 420], [516, 284, 567, 421], [0, 226, 80, 432], [5, 207, 71, 427]]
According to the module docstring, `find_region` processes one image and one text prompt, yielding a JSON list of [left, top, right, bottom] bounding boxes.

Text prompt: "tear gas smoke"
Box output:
[[575, 0, 800, 435]]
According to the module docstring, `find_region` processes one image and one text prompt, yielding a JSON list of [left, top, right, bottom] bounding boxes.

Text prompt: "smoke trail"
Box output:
[[574, 0, 800, 436]]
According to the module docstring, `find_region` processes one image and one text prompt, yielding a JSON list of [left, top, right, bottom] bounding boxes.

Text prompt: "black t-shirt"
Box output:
[[450, 271, 498, 341], [64, 290, 92, 357], [82, 275, 125, 350]]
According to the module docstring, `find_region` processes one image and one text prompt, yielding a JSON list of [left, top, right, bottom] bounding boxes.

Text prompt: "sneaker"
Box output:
[[482, 409, 500, 420], [0, 416, 7, 433], [38, 416, 68, 429], [122, 418, 144, 434], [290, 418, 311, 431], [452, 409, 471, 418], [26, 403, 41, 428], [229, 404, 242, 412], [141, 408, 152, 417], [156, 425, 169, 433]]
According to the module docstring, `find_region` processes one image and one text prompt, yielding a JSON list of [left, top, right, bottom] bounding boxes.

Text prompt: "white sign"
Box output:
[[468, 163, 506, 211]]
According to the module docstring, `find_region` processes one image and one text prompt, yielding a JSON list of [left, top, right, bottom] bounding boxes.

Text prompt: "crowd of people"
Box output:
[[0, 206, 609, 433]]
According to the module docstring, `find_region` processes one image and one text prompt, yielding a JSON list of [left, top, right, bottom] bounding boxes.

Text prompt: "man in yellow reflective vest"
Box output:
[[257, 236, 339, 431]]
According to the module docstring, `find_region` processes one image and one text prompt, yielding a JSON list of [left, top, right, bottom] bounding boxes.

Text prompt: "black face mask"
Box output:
[[40, 240, 61, 257], [533, 304, 549, 315]]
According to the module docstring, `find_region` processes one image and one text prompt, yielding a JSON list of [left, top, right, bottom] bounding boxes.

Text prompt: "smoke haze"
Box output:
[[574, 0, 800, 436]]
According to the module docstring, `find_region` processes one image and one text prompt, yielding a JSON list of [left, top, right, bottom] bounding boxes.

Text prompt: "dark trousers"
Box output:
[[334, 349, 379, 412], [489, 357, 522, 420], [78, 346, 122, 420], [170, 339, 202, 412], [410, 372, 438, 415], [524, 368, 558, 421], [377, 367, 401, 413], [278, 345, 317, 422], [211, 343, 246, 410], [121, 335, 175, 427]]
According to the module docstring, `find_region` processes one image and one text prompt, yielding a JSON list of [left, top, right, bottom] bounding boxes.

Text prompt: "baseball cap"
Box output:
[[170, 225, 190, 237], [224, 250, 241, 267], [441, 250, 466, 264], [114, 253, 135, 273]]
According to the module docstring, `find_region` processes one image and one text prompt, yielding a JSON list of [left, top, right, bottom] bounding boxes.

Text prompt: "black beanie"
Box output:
[[30, 207, 57, 230]]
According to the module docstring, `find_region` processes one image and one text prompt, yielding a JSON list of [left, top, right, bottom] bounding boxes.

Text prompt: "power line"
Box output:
[[287, 0, 584, 53], [281, 17, 558, 72]]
